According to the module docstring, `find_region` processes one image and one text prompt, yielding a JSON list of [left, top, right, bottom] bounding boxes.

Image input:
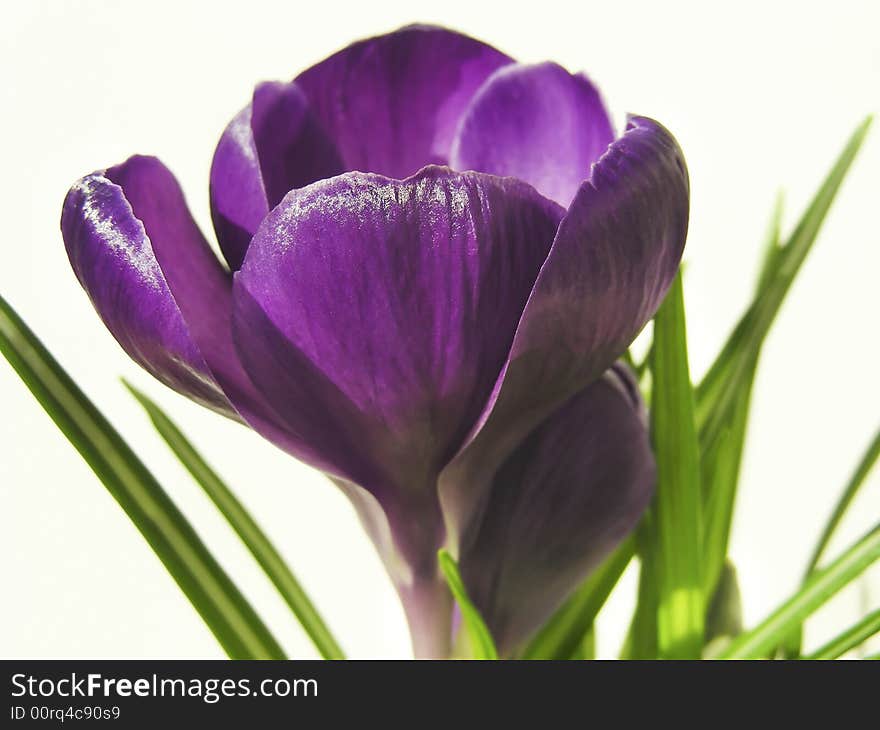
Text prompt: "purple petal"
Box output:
[[294, 25, 513, 179], [440, 115, 688, 545], [251, 82, 344, 209], [232, 166, 563, 570], [63, 156, 301, 452], [209, 84, 344, 270], [62, 162, 233, 416], [209, 106, 267, 271], [458, 365, 654, 654], [451, 62, 615, 207]]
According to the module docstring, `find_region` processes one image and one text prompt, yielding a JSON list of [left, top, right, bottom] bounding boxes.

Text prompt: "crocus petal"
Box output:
[[209, 84, 344, 270], [232, 166, 563, 572], [458, 365, 654, 654], [451, 62, 615, 207], [440, 115, 688, 545], [209, 107, 267, 271], [250, 82, 345, 209], [294, 25, 513, 179], [62, 162, 232, 416], [63, 155, 299, 452]]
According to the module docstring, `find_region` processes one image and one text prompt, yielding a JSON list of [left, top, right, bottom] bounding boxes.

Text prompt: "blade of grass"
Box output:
[[125, 381, 344, 660], [696, 117, 872, 434], [699, 344, 758, 600], [705, 560, 743, 644], [698, 195, 783, 599], [646, 272, 704, 658], [696, 117, 872, 603], [520, 537, 634, 659], [718, 522, 880, 659], [805, 608, 880, 660], [624, 533, 659, 659], [804, 426, 880, 578], [703, 561, 744, 658], [755, 190, 786, 294], [619, 509, 659, 660], [781, 425, 880, 657], [571, 627, 596, 660], [438, 550, 497, 660], [0, 294, 285, 659]]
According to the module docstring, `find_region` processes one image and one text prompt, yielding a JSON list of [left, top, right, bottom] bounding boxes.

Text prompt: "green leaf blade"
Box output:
[[805, 425, 880, 578], [779, 424, 880, 658], [718, 523, 880, 659], [621, 513, 659, 659], [704, 560, 744, 646], [699, 195, 784, 601], [647, 272, 705, 658], [438, 550, 498, 660], [697, 116, 872, 436], [0, 294, 285, 660], [695, 117, 872, 617], [125, 381, 345, 660], [755, 190, 786, 294], [806, 608, 880, 660]]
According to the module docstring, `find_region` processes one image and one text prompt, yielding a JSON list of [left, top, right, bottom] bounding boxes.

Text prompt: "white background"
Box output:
[[1, 0, 878, 659]]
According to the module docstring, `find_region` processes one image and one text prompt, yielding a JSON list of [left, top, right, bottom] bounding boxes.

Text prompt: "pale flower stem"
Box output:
[[399, 575, 454, 659]]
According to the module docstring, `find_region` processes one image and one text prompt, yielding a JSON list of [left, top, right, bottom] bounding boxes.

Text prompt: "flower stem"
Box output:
[[399, 574, 453, 659]]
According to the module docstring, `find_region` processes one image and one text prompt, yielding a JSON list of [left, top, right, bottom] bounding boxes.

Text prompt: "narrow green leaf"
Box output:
[[520, 537, 634, 659], [697, 194, 779, 597], [125, 381, 345, 660], [623, 542, 658, 659], [805, 608, 880, 660], [619, 505, 657, 658], [718, 522, 880, 659], [696, 117, 872, 603], [571, 627, 596, 660], [0, 294, 285, 660], [804, 426, 880, 578], [781, 425, 880, 657], [705, 560, 744, 644], [437, 550, 497, 660], [633, 346, 652, 382], [647, 272, 704, 658], [699, 358, 757, 598], [755, 190, 786, 294], [697, 117, 872, 444]]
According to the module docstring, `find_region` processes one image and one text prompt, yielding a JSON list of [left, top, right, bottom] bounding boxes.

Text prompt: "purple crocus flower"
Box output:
[[61, 25, 688, 657]]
